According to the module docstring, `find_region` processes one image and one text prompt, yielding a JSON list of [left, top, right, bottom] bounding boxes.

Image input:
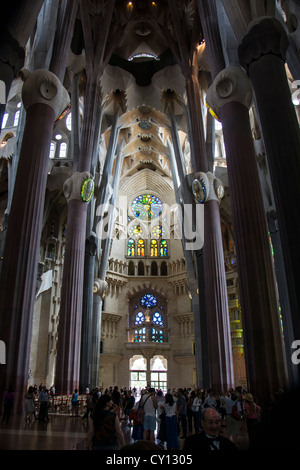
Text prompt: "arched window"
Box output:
[[134, 327, 146, 342], [13, 110, 20, 127], [160, 239, 168, 257], [151, 261, 157, 276], [137, 238, 145, 257], [128, 261, 135, 275], [49, 142, 56, 159], [151, 329, 164, 342], [2, 113, 8, 128], [161, 261, 167, 276], [150, 239, 158, 257], [59, 142, 67, 158], [130, 355, 147, 390], [66, 112, 72, 130], [152, 312, 163, 326], [128, 239, 135, 256], [138, 261, 144, 275], [135, 312, 145, 325]]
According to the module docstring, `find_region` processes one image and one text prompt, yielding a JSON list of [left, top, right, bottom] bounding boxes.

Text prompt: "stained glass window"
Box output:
[[137, 239, 145, 257], [151, 225, 165, 238], [160, 239, 168, 257], [141, 294, 157, 307], [150, 239, 158, 257], [134, 327, 146, 342], [135, 312, 145, 325], [152, 312, 163, 326], [132, 194, 162, 221], [128, 239, 135, 256], [151, 329, 164, 342], [129, 225, 143, 238]]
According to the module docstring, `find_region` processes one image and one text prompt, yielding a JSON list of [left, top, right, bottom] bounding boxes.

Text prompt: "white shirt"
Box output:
[[164, 402, 177, 417], [141, 393, 156, 417]]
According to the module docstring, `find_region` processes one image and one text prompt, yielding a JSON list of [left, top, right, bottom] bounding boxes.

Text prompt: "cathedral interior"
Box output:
[[0, 0, 300, 414]]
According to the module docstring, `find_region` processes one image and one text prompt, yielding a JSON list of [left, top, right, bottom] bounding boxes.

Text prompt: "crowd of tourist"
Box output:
[[75, 385, 265, 450], [1, 382, 297, 451]]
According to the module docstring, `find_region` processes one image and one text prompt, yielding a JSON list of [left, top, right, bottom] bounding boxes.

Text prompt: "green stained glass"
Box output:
[[132, 194, 162, 221], [150, 239, 158, 257], [151, 328, 164, 342], [134, 327, 146, 342], [129, 225, 143, 238], [151, 225, 165, 238], [137, 238, 145, 257], [128, 239, 135, 256], [160, 239, 168, 257]]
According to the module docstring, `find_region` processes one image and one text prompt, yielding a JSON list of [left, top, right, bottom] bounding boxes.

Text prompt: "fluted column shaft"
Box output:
[[239, 19, 300, 386], [0, 69, 68, 411], [207, 66, 288, 401], [186, 68, 234, 391]]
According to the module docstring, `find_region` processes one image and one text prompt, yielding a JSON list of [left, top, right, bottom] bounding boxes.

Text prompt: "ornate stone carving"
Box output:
[[94, 278, 108, 298], [238, 17, 289, 73], [192, 171, 224, 204], [20, 68, 70, 119], [206, 66, 252, 120], [63, 171, 94, 203]]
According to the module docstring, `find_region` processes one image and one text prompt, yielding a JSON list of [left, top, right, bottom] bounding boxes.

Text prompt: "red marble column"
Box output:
[[0, 69, 69, 412]]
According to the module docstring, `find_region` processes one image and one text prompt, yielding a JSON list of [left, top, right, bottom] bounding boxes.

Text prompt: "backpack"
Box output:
[[231, 401, 241, 420]]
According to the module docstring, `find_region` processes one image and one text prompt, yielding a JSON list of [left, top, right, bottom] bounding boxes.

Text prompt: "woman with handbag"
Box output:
[[163, 393, 180, 450]]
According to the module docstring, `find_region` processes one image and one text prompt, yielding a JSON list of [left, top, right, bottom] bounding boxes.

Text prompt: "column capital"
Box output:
[[63, 171, 94, 204], [20, 68, 70, 119], [238, 17, 289, 73], [94, 278, 108, 298], [192, 171, 224, 205], [206, 66, 252, 121]]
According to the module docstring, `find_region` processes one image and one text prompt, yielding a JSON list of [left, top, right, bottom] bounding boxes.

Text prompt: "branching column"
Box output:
[[55, 0, 116, 393], [207, 66, 288, 401], [239, 17, 300, 387], [186, 61, 234, 392], [0, 69, 69, 411]]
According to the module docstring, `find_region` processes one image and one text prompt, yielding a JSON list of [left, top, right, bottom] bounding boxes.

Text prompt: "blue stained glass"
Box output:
[[141, 294, 157, 307], [132, 194, 162, 221], [152, 312, 163, 326], [135, 312, 145, 325]]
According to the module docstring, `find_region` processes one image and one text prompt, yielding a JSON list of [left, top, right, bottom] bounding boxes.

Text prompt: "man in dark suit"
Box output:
[[182, 407, 237, 451]]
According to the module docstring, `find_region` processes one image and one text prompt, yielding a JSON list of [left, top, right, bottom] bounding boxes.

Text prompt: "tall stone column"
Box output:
[[55, 1, 116, 393], [166, 106, 209, 388], [206, 66, 288, 402], [56, 171, 94, 394], [0, 0, 44, 128], [192, 170, 234, 391], [239, 18, 300, 387], [90, 278, 107, 387], [185, 65, 234, 392], [0, 69, 69, 411]]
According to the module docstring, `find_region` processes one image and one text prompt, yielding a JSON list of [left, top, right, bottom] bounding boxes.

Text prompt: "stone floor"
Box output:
[[0, 411, 250, 452]]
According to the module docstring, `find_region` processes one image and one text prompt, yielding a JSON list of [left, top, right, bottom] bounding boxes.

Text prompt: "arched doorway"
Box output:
[[150, 355, 167, 393], [129, 355, 147, 392]]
